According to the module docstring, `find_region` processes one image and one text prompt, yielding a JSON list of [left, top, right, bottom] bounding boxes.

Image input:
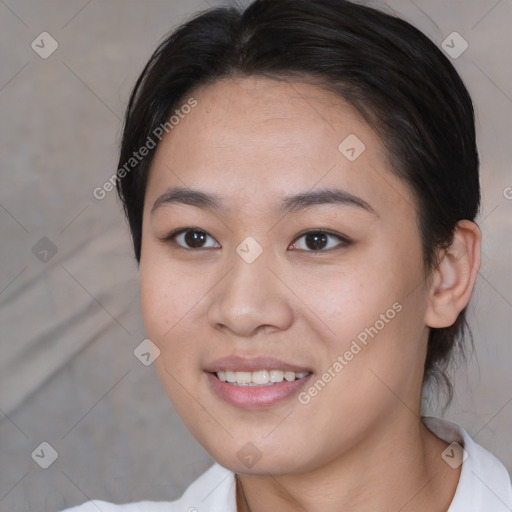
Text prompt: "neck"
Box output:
[[235, 415, 460, 512]]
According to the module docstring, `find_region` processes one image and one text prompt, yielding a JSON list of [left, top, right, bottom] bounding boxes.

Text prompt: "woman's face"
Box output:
[[139, 76, 431, 474]]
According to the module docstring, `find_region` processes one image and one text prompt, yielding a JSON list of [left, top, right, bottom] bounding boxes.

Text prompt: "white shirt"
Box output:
[[63, 416, 512, 512]]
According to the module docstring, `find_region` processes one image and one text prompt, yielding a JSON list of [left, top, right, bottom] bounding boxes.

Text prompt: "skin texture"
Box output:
[[139, 76, 481, 511]]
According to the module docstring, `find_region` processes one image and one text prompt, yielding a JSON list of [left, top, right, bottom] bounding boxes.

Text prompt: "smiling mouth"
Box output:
[[213, 369, 312, 386]]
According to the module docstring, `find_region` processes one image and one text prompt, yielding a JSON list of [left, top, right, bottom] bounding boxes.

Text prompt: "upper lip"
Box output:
[[204, 356, 313, 374]]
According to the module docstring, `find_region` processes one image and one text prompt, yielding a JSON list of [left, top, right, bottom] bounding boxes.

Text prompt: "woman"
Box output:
[[65, 0, 512, 510]]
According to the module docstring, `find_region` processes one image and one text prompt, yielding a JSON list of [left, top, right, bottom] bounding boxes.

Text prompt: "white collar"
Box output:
[[422, 416, 512, 511]]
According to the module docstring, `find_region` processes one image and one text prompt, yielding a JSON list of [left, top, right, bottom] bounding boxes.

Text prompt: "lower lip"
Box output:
[[206, 372, 313, 409]]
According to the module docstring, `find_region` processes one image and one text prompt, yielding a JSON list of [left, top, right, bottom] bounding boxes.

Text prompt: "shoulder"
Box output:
[[423, 416, 512, 512], [60, 462, 237, 512]]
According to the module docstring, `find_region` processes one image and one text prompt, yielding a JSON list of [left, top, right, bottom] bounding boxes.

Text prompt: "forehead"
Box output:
[[145, 76, 413, 219], [194, 75, 358, 123], [173, 76, 373, 157]]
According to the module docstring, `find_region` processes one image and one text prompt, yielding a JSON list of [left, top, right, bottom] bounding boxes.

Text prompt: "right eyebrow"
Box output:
[[151, 187, 225, 215]]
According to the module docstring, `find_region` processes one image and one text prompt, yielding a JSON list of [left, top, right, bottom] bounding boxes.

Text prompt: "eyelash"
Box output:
[[160, 227, 352, 253]]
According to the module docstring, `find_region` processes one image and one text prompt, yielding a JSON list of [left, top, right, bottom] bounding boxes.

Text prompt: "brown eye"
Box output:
[[289, 231, 350, 252], [184, 230, 208, 248], [304, 232, 328, 250], [163, 228, 221, 249]]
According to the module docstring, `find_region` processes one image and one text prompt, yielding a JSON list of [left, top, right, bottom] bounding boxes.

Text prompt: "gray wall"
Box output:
[[0, 0, 511, 510]]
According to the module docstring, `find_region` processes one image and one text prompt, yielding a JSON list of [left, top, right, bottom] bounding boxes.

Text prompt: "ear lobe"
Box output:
[[424, 220, 481, 328]]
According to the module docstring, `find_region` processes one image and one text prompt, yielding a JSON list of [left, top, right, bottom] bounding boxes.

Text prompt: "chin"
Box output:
[[209, 447, 312, 477]]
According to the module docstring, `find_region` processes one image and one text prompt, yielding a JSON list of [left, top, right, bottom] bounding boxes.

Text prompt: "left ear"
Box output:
[[424, 220, 482, 328]]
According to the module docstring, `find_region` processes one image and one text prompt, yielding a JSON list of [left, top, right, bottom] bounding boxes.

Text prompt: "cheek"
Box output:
[[140, 241, 198, 313], [294, 246, 426, 376], [287, 258, 401, 339], [138, 248, 223, 389], [139, 252, 201, 347], [139, 255, 208, 410], [330, 281, 426, 407]]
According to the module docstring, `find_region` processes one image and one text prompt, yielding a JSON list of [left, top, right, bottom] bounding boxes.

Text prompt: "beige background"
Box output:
[[0, 0, 511, 510]]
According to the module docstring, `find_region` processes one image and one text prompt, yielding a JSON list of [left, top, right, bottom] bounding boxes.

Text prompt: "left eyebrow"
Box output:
[[151, 186, 377, 216], [279, 188, 377, 216]]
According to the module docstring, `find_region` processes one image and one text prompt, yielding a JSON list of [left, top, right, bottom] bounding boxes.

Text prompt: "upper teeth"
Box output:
[[216, 370, 310, 385]]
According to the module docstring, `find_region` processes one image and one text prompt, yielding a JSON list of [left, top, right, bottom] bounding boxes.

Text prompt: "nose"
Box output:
[[207, 250, 294, 337]]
